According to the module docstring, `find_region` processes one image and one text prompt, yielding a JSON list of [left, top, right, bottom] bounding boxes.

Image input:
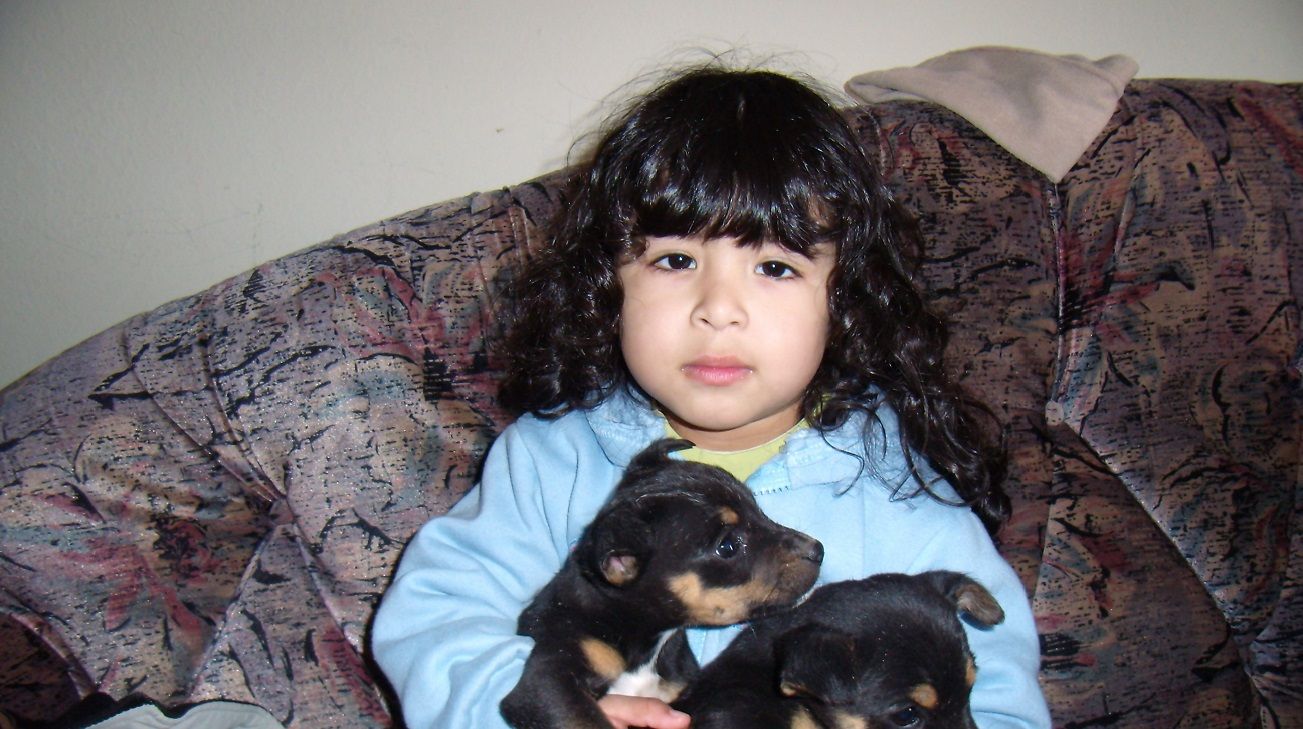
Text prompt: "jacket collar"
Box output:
[[583, 387, 916, 494]]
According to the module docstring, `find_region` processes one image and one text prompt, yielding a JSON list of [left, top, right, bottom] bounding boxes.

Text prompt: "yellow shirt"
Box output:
[[665, 420, 806, 482]]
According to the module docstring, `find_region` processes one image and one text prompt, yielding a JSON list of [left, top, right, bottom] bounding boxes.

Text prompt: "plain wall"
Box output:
[[2, 0, 1300, 388]]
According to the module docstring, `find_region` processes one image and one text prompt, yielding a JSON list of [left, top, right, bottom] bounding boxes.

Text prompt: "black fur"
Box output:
[[501, 439, 824, 729], [673, 571, 1004, 729]]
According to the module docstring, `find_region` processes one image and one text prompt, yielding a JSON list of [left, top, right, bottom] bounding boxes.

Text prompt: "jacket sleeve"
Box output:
[[371, 422, 571, 729], [906, 514, 1051, 729]]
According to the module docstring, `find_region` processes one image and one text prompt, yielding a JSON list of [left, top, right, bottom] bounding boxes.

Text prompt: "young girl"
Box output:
[[372, 65, 1050, 729]]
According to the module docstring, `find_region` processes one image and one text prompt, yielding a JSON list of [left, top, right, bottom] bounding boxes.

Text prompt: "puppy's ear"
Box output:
[[620, 438, 694, 488], [582, 508, 651, 588], [600, 551, 640, 586], [777, 624, 858, 704], [919, 571, 1005, 628]]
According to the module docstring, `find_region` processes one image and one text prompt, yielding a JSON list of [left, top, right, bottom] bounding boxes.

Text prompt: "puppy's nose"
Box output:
[[788, 534, 823, 564], [806, 539, 825, 565]]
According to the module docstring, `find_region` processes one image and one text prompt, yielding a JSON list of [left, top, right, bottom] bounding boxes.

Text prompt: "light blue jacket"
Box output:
[[372, 389, 1051, 729]]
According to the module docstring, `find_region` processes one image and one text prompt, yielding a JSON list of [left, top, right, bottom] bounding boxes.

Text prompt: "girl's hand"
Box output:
[[598, 694, 692, 729]]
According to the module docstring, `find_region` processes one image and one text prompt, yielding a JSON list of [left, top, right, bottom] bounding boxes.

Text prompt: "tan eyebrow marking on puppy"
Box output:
[[910, 682, 940, 710], [831, 712, 868, 729], [789, 707, 820, 729], [718, 507, 739, 525], [579, 637, 626, 681]]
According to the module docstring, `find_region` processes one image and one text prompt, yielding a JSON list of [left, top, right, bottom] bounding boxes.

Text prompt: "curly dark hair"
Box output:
[[497, 64, 1010, 534]]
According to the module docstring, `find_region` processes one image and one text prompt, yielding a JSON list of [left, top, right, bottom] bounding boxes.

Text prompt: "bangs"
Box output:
[[602, 69, 861, 256], [630, 153, 838, 255]]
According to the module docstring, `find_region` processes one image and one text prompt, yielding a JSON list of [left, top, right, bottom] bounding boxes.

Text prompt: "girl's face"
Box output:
[[619, 235, 835, 452]]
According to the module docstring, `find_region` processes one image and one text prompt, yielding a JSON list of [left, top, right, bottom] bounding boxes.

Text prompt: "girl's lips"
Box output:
[[682, 358, 752, 386]]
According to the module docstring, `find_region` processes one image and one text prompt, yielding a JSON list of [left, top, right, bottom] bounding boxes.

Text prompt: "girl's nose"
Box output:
[[692, 276, 747, 329]]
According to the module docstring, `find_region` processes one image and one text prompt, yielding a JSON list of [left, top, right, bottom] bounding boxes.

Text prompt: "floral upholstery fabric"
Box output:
[[1, 80, 1299, 727]]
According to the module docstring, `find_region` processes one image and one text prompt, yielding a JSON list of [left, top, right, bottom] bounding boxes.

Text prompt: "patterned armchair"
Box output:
[[2, 79, 1299, 727]]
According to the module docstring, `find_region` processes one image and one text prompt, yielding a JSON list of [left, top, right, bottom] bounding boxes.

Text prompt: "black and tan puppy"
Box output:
[[673, 571, 1004, 729], [500, 439, 824, 729]]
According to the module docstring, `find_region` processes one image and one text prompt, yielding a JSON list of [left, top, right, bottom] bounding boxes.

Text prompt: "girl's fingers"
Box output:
[[597, 694, 692, 729]]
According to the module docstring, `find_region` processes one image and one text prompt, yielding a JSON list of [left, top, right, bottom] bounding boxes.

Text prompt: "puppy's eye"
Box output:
[[715, 532, 744, 559], [888, 706, 921, 727]]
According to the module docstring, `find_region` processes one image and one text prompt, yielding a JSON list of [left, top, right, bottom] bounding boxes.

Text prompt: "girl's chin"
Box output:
[[661, 409, 800, 447]]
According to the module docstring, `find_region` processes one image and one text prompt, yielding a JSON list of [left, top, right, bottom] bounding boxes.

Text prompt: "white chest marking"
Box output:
[[606, 630, 680, 702]]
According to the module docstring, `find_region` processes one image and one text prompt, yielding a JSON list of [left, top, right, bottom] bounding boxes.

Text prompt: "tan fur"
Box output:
[[579, 637, 626, 681], [718, 507, 739, 525], [667, 572, 774, 624], [956, 583, 1004, 625], [966, 657, 978, 687], [909, 682, 940, 710], [831, 712, 868, 729], [658, 681, 687, 703], [789, 707, 820, 729]]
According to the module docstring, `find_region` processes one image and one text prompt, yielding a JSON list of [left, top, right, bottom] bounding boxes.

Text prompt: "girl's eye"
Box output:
[[757, 261, 797, 279], [653, 253, 696, 271], [715, 532, 744, 559]]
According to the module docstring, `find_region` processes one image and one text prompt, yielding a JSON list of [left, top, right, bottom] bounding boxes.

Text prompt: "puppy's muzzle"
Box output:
[[788, 533, 823, 565], [779, 531, 823, 566], [774, 530, 823, 597]]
